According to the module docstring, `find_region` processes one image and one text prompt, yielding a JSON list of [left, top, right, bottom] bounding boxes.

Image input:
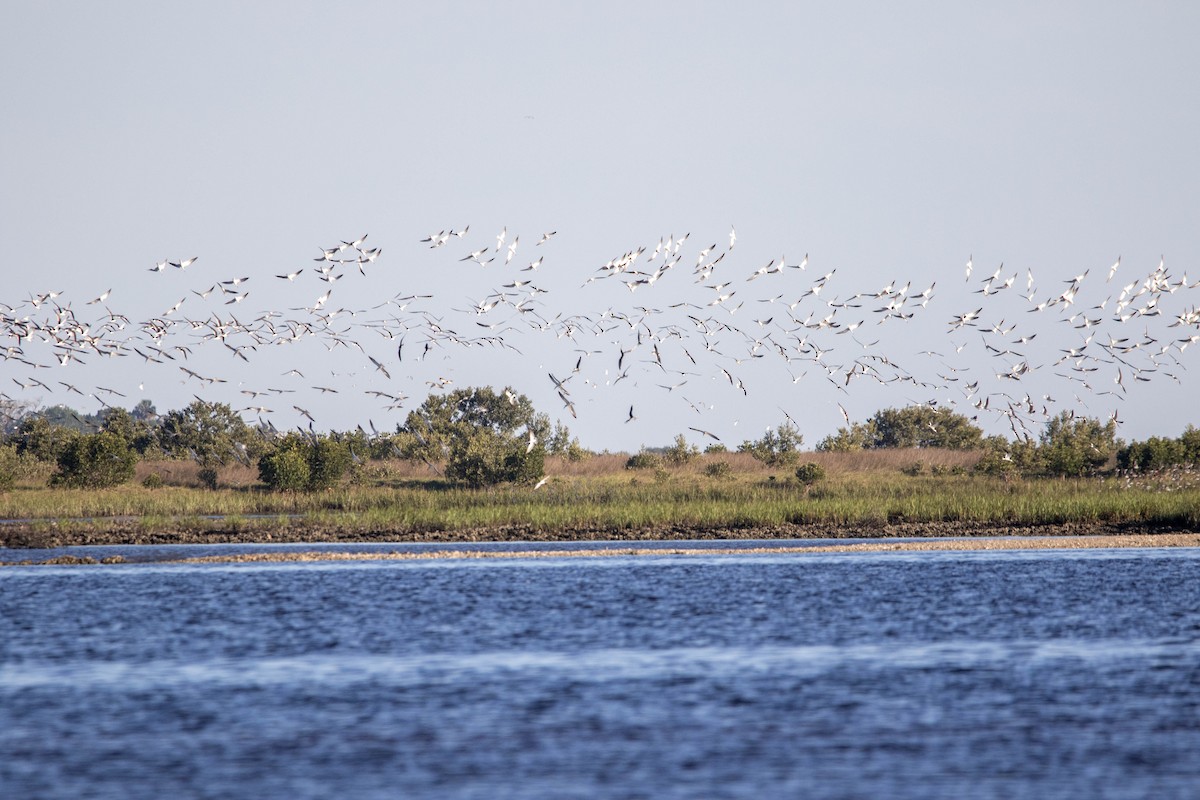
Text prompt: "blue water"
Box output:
[[2, 544, 1199, 799]]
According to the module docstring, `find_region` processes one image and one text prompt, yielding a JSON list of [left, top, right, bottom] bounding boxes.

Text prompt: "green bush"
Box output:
[[12, 416, 81, 462], [662, 434, 699, 466], [1117, 430, 1200, 473], [0, 443, 19, 491], [739, 423, 803, 467], [794, 462, 827, 485], [258, 446, 311, 492], [703, 461, 733, 479], [198, 467, 219, 490], [308, 438, 352, 491], [141, 473, 165, 489], [51, 432, 137, 488], [1039, 413, 1117, 477], [818, 406, 984, 451], [625, 450, 662, 470], [445, 428, 544, 488]]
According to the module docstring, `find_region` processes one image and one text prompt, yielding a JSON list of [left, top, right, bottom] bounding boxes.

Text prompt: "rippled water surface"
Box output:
[[3, 544, 1199, 799]]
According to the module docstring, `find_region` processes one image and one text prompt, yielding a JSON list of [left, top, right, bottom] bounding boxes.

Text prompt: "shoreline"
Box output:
[[158, 532, 1200, 564], [3, 526, 1199, 566], [1, 519, 1197, 551]]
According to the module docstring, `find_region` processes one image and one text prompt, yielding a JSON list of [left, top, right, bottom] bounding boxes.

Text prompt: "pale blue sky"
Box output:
[[3, 2, 1199, 451]]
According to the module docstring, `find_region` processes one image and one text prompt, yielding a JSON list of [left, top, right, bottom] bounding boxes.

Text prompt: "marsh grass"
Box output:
[[2, 452, 1198, 537]]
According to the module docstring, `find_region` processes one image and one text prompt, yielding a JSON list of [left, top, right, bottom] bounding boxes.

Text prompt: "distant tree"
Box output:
[[445, 427, 545, 488], [0, 397, 34, 436], [258, 434, 313, 492], [308, 437, 352, 490], [817, 421, 876, 452], [158, 400, 262, 472], [1181, 425, 1200, 463], [130, 399, 158, 422], [98, 407, 159, 456], [51, 431, 137, 489], [1117, 436, 1184, 473], [739, 423, 804, 467], [11, 416, 81, 462], [1117, 425, 1200, 472], [867, 406, 984, 450], [973, 436, 1040, 478], [546, 421, 589, 461], [662, 434, 699, 466], [402, 387, 548, 461], [36, 404, 101, 433], [258, 433, 353, 492], [0, 443, 19, 491], [1038, 412, 1117, 477], [402, 387, 548, 487]]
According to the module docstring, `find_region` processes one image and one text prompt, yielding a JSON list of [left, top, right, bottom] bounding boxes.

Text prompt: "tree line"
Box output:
[[0, 390, 1197, 492]]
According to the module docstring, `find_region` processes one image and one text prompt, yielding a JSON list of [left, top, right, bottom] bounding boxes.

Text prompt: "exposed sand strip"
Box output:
[[6, 533, 1198, 566], [163, 533, 1200, 563]]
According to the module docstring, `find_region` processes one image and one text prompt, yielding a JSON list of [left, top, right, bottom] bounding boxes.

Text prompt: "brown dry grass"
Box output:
[[126, 449, 981, 489], [134, 460, 260, 489], [545, 449, 980, 479]]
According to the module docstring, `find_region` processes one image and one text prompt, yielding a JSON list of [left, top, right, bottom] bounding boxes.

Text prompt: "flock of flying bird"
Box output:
[[3, 223, 1200, 450]]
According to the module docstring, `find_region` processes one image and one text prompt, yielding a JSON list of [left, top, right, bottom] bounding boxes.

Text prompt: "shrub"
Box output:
[[141, 473, 165, 489], [869, 406, 984, 449], [703, 461, 733, 479], [662, 434, 699, 466], [0, 443, 19, 491], [445, 428, 544, 488], [198, 467, 220, 490], [625, 450, 662, 470], [1039, 413, 1117, 477], [817, 422, 875, 452], [258, 446, 311, 492], [794, 462, 827, 486], [12, 416, 81, 462], [974, 438, 1040, 478], [546, 422, 590, 461], [158, 399, 262, 470], [402, 387, 552, 487], [1118, 437, 1175, 472], [308, 438, 352, 491], [51, 432, 137, 489], [739, 423, 803, 467], [900, 461, 925, 477]]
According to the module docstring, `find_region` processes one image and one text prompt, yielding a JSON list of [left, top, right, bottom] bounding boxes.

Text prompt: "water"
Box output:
[[2, 543, 1199, 799]]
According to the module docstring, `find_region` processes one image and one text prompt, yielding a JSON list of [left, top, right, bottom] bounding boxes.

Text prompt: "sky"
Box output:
[[3, 2, 1199, 453]]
